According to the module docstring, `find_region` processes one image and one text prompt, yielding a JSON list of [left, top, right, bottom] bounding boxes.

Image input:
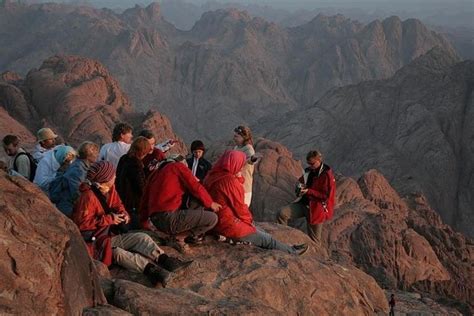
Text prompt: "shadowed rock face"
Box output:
[[0, 55, 186, 153], [260, 48, 474, 238], [0, 171, 106, 315], [248, 140, 473, 314], [0, 2, 457, 141]]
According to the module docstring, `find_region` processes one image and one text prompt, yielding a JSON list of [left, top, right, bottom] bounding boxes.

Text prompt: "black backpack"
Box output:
[[13, 152, 37, 181]]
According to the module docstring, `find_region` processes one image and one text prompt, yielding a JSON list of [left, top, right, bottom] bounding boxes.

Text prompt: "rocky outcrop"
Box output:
[[260, 48, 474, 238], [0, 170, 106, 314], [105, 223, 388, 315]]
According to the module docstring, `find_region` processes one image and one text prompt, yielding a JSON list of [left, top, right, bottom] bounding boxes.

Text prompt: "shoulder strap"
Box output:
[[13, 152, 28, 171]]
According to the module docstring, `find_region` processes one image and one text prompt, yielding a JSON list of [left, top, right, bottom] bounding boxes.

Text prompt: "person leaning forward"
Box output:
[[277, 150, 336, 244], [140, 155, 221, 250]]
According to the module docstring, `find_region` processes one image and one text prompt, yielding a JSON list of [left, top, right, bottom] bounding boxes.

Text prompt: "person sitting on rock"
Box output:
[[140, 155, 222, 251], [2, 134, 36, 180], [186, 140, 212, 182], [204, 150, 308, 255], [34, 144, 76, 192], [72, 161, 192, 287], [116, 136, 150, 229], [33, 127, 58, 162], [99, 122, 133, 169], [277, 150, 336, 244], [49, 141, 99, 217], [138, 129, 166, 177]]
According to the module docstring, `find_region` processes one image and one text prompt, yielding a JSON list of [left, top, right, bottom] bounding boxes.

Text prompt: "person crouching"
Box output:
[[72, 161, 192, 287]]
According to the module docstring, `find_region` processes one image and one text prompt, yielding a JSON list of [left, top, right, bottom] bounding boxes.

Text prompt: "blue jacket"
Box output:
[[49, 159, 89, 217]]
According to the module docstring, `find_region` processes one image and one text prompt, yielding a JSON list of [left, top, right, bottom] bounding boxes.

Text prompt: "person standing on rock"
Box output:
[[233, 125, 259, 207], [49, 141, 99, 217], [73, 161, 192, 287], [204, 150, 308, 255], [34, 144, 76, 192], [277, 150, 335, 244], [115, 137, 150, 229], [389, 294, 396, 316], [99, 122, 133, 169], [140, 155, 222, 251], [2, 134, 35, 180], [33, 128, 58, 162]]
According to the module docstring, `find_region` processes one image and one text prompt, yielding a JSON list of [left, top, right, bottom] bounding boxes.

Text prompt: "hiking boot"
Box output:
[[144, 263, 173, 287], [292, 243, 309, 256], [157, 254, 193, 273], [184, 235, 204, 245]]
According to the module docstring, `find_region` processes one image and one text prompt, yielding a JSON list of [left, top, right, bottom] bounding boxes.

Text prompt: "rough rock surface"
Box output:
[[0, 170, 106, 315], [0, 2, 457, 141], [106, 223, 388, 315], [261, 48, 474, 237], [385, 291, 462, 315]]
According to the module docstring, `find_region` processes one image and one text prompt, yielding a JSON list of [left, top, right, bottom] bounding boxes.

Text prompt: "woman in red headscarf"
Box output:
[[203, 150, 308, 255]]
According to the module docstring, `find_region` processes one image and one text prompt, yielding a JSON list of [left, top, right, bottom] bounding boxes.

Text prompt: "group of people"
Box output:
[[1, 122, 336, 287]]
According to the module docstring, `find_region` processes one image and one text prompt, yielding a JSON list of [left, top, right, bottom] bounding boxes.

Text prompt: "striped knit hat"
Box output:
[[87, 161, 115, 183]]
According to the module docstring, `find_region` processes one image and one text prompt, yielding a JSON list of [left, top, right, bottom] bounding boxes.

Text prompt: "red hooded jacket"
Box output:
[[299, 164, 336, 224], [203, 150, 257, 239], [140, 161, 214, 226]]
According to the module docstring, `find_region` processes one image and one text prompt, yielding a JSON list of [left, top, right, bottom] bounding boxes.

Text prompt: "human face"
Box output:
[[3, 143, 18, 156], [193, 149, 204, 159], [121, 132, 133, 144], [98, 176, 116, 194], [147, 137, 156, 154], [41, 138, 56, 149], [307, 157, 321, 170], [87, 149, 99, 163], [233, 133, 244, 146]]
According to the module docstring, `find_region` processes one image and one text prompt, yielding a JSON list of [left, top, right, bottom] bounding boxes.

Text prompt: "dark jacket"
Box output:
[[186, 157, 212, 182], [115, 155, 146, 212]]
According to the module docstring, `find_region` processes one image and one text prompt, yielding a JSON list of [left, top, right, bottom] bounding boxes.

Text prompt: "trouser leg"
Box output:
[[151, 208, 218, 237], [277, 201, 308, 225], [111, 233, 164, 272], [240, 227, 296, 254], [307, 223, 323, 243]]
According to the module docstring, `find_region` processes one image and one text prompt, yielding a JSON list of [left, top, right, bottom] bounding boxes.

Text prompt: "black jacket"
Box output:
[[186, 157, 212, 182], [115, 155, 146, 212]]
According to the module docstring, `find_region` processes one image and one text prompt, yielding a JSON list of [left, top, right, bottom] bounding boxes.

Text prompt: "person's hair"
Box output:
[[128, 136, 150, 159], [77, 141, 99, 159], [138, 129, 155, 140], [234, 125, 253, 145], [306, 150, 322, 161], [2, 135, 19, 146], [112, 122, 133, 142]]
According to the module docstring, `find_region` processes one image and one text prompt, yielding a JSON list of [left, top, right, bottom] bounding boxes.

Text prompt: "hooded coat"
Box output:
[[203, 150, 256, 239]]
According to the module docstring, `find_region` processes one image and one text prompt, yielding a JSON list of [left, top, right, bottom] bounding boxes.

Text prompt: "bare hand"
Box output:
[[299, 188, 309, 195], [210, 202, 222, 212], [111, 213, 125, 225]]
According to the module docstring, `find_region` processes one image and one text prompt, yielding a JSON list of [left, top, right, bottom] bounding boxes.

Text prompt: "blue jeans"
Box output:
[[240, 227, 296, 254]]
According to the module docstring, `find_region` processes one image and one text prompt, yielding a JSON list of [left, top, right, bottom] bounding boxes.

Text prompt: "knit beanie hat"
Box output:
[[54, 145, 76, 164], [190, 140, 205, 152], [87, 161, 115, 183]]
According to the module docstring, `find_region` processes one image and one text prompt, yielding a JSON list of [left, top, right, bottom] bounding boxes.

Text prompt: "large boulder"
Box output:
[[0, 171, 106, 315]]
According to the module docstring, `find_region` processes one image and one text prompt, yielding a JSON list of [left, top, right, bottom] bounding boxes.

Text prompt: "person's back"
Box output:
[[116, 154, 145, 211], [99, 141, 130, 169]]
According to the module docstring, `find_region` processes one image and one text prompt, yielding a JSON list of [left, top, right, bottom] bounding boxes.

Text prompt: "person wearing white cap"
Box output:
[[33, 127, 58, 162]]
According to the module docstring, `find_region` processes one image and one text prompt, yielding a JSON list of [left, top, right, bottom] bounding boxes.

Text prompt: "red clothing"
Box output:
[[143, 148, 166, 177], [299, 165, 336, 224], [72, 183, 128, 231], [204, 150, 256, 239], [140, 162, 214, 226]]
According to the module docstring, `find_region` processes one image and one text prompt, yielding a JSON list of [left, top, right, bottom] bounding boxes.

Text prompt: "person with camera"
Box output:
[[73, 161, 192, 287], [277, 150, 336, 244], [138, 129, 176, 178]]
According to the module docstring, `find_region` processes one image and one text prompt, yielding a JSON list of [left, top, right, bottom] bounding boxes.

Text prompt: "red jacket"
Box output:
[[72, 183, 128, 231], [140, 162, 214, 226], [204, 150, 257, 239], [299, 164, 336, 224]]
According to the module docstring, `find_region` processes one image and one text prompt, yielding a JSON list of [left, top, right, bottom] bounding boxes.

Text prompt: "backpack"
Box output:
[[13, 152, 37, 181]]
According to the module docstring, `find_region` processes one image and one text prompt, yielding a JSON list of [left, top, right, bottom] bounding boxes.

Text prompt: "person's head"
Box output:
[[54, 145, 76, 164], [217, 150, 247, 175], [190, 140, 205, 159], [306, 150, 322, 170], [391, 294, 394, 298], [128, 136, 151, 160], [112, 123, 133, 144], [87, 161, 116, 194], [233, 125, 253, 146], [37, 128, 57, 149], [2, 135, 20, 156], [138, 129, 155, 153], [77, 141, 100, 163]]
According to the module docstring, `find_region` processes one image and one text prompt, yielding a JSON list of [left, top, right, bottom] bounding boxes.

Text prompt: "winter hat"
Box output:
[[87, 161, 116, 183], [37, 128, 58, 142], [190, 140, 205, 152], [54, 145, 76, 164]]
